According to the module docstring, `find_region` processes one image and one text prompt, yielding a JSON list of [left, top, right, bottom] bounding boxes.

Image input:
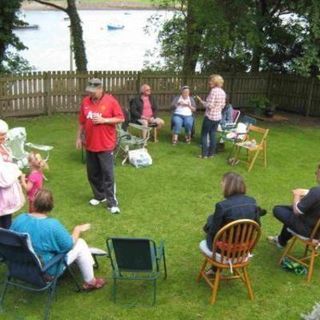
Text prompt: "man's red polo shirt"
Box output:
[[79, 94, 124, 152]]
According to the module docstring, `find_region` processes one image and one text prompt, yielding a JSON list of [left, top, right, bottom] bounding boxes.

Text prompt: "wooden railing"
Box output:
[[0, 71, 319, 117]]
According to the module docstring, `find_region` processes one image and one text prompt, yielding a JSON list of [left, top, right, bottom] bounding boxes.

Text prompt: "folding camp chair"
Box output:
[[279, 218, 320, 282], [232, 125, 269, 172], [218, 109, 241, 133], [197, 219, 261, 304], [0, 229, 80, 320], [217, 110, 241, 152], [241, 115, 257, 127], [5, 127, 53, 169], [115, 123, 151, 165], [106, 237, 167, 305]]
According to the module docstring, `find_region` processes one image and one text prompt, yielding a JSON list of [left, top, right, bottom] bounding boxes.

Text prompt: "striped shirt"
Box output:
[[204, 87, 226, 121]]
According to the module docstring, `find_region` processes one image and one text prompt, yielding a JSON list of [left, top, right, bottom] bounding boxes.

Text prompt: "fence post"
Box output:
[[136, 71, 141, 94], [266, 72, 273, 99], [43, 72, 52, 116], [305, 77, 315, 117]]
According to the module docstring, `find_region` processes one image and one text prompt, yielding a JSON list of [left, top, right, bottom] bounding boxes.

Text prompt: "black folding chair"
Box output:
[[0, 229, 80, 320], [106, 237, 167, 305]]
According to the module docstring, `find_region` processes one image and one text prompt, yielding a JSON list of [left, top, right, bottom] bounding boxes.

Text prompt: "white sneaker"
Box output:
[[267, 236, 284, 248], [108, 206, 120, 214], [89, 198, 106, 206]]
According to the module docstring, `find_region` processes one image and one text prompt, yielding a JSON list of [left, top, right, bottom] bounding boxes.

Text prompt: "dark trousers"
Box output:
[[201, 116, 220, 157], [86, 150, 117, 208], [273, 205, 308, 246], [0, 215, 12, 229]]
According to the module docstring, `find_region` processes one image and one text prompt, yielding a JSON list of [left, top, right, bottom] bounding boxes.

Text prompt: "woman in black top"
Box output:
[[201, 172, 261, 253]]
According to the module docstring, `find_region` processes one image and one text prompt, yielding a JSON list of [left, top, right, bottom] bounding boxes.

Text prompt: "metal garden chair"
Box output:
[[115, 123, 151, 165], [106, 237, 167, 305], [5, 127, 53, 169], [197, 219, 261, 304], [0, 229, 80, 320]]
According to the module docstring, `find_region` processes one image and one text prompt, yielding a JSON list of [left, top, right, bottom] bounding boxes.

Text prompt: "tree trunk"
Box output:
[[251, 47, 261, 72], [182, 0, 203, 80], [66, 0, 87, 71], [32, 0, 87, 71]]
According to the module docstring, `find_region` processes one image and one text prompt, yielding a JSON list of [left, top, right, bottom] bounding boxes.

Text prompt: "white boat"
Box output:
[[107, 24, 125, 30]]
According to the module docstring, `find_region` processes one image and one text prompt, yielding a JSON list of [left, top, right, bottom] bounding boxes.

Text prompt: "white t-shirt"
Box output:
[[174, 96, 193, 116]]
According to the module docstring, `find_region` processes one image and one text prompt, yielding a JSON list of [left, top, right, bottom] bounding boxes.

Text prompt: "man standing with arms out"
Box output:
[[130, 84, 165, 139], [76, 79, 124, 214]]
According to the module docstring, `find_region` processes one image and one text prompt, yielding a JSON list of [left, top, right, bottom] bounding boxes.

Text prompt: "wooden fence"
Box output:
[[0, 71, 319, 117]]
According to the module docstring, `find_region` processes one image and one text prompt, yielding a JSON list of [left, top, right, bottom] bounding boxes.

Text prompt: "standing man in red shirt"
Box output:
[[76, 79, 124, 214]]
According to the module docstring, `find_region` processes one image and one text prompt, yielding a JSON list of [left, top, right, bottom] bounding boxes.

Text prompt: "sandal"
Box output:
[[185, 136, 191, 144], [82, 277, 106, 291], [172, 139, 178, 145]]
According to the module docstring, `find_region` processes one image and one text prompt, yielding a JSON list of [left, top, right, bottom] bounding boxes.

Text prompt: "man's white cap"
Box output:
[[86, 78, 102, 93]]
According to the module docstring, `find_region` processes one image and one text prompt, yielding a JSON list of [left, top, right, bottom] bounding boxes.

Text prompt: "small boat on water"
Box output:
[[14, 24, 39, 30], [107, 24, 125, 31]]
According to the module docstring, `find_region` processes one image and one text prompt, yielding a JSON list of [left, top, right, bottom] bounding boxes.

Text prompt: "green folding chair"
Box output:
[[106, 237, 167, 305], [115, 123, 151, 165]]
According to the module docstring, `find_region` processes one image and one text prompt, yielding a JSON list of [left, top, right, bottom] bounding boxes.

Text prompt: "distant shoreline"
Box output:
[[21, 1, 171, 11]]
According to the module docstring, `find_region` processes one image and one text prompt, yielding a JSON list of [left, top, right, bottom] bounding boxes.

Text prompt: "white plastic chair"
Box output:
[[5, 127, 53, 169]]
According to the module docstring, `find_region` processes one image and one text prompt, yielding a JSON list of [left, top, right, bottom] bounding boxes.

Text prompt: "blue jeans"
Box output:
[[172, 114, 194, 135], [201, 116, 220, 157]]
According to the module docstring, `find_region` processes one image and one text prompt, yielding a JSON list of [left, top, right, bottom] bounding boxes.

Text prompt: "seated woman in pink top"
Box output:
[[130, 84, 165, 138], [21, 152, 48, 212]]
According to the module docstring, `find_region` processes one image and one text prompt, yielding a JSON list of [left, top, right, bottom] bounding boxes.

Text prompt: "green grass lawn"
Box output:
[[1, 113, 320, 319]]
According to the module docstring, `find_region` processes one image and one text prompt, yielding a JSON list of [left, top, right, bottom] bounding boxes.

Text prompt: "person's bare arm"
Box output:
[[72, 223, 91, 242], [76, 124, 84, 149], [92, 114, 124, 125]]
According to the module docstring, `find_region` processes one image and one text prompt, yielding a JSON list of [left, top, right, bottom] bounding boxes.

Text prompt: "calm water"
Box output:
[[14, 10, 172, 71]]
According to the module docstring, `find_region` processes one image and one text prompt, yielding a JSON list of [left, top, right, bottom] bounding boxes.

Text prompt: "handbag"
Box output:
[[128, 148, 152, 168]]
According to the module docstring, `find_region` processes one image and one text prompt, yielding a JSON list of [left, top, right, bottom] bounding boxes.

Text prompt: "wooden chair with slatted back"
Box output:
[[148, 123, 159, 142], [234, 125, 269, 172], [197, 219, 261, 304], [279, 218, 320, 282]]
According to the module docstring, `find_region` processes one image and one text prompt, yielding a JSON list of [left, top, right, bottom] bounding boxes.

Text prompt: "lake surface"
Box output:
[[14, 10, 172, 71]]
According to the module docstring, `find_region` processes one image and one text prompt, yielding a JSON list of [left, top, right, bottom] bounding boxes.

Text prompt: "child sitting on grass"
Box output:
[[21, 152, 48, 212]]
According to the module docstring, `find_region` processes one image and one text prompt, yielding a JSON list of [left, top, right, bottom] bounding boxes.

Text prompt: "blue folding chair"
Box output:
[[0, 229, 80, 320]]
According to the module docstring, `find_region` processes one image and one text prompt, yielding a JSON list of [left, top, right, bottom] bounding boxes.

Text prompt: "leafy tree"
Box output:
[[149, 0, 320, 76], [32, 0, 87, 71], [292, 0, 320, 77], [0, 0, 31, 73]]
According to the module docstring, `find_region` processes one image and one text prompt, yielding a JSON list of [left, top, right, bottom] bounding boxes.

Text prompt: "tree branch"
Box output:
[[269, 0, 284, 17], [31, 0, 67, 13]]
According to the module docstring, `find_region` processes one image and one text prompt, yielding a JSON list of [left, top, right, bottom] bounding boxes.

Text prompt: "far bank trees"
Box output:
[[0, 0, 30, 73], [151, 0, 320, 77]]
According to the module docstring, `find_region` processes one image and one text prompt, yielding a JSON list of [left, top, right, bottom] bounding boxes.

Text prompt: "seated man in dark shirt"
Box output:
[[268, 164, 320, 248], [129, 84, 164, 139]]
